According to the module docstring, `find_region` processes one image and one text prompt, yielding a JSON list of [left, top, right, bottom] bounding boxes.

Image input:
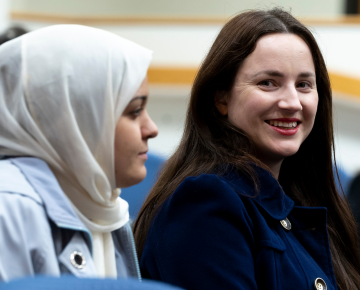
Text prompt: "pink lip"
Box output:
[[266, 118, 301, 136], [139, 151, 148, 160], [271, 126, 299, 136]]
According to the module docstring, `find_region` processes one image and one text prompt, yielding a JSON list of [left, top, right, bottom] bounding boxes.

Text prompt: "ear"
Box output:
[[214, 92, 229, 116]]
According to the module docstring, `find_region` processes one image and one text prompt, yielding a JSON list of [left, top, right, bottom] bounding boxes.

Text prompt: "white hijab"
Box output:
[[0, 25, 152, 277]]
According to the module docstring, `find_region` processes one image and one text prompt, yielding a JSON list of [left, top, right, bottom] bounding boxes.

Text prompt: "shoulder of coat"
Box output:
[[0, 159, 43, 205]]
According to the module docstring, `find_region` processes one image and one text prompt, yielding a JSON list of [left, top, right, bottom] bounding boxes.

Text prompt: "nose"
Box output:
[[142, 110, 158, 140], [278, 86, 303, 112]]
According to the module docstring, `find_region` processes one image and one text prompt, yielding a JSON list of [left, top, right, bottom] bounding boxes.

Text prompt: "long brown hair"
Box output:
[[134, 8, 360, 289]]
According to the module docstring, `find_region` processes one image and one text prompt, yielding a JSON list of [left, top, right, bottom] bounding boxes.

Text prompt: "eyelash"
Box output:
[[258, 80, 275, 87], [297, 82, 311, 88], [131, 108, 144, 117]]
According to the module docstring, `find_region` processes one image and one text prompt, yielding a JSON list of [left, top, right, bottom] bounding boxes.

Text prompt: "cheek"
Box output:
[[303, 94, 319, 125], [227, 91, 268, 130], [115, 121, 140, 157], [114, 119, 145, 187]]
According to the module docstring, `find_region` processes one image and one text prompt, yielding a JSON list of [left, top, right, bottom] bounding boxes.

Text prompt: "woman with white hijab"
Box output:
[[0, 24, 158, 281]]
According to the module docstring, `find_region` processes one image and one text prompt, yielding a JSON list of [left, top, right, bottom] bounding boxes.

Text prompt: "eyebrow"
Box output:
[[252, 70, 315, 78], [298, 72, 316, 78], [129, 96, 147, 103]]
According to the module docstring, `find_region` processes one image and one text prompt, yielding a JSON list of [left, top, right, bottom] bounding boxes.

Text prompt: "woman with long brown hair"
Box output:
[[134, 8, 360, 290]]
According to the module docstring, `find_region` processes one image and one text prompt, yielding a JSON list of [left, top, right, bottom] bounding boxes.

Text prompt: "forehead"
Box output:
[[240, 33, 315, 75], [133, 76, 149, 98]]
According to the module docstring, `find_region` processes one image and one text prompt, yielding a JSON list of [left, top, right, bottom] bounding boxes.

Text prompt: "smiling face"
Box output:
[[216, 33, 318, 177], [114, 76, 158, 188]]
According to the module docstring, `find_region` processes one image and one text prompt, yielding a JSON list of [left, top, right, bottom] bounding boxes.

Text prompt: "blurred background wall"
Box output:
[[1, 0, 360, 214], [10, 0, 343, 17], [0, 0, 9, 30]]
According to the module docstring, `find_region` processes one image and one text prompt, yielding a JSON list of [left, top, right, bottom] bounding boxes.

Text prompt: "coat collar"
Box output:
[[222, 164, 294, 220], [11, 157, 90, 233]]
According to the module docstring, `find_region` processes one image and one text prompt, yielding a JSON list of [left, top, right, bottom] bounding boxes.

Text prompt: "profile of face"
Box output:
[[216, 33, 318, 173], [114, 77, 158, 188]]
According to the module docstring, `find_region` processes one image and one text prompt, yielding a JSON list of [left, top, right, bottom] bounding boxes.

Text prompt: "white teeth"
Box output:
[[268, 120, 298, 128]]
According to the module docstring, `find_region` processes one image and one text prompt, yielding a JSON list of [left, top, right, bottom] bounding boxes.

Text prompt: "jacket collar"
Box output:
[[223, 164, 294, 220], [11, 157, 90, 233]]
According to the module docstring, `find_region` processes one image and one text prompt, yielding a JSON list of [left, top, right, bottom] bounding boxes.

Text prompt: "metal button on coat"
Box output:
[[70, 251, 86, 269], [280, 217, 291, 230], [314, 278, 327, 290]]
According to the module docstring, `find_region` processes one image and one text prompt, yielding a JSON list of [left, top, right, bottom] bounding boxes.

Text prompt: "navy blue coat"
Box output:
[[140, 166, 338, 290]]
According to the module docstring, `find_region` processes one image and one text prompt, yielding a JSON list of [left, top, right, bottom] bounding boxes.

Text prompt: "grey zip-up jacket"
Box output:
[[0, 157, 141, 282]]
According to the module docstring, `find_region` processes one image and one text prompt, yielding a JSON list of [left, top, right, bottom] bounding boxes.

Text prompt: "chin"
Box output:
[[261, 147, 300, 163], [276, 147, 300, 159], [117, 167, 147, 188], [274, 140, 302, 156]]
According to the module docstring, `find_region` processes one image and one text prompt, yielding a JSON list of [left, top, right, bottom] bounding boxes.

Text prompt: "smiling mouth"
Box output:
[[265, 120, 300, 129]]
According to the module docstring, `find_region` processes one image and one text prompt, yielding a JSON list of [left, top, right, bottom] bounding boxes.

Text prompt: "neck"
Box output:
[[257, 156, 283, 180], [268, 161, 282, 180]]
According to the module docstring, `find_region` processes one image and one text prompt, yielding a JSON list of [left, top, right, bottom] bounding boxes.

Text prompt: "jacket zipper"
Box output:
[[128, 224, 142, 281]]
